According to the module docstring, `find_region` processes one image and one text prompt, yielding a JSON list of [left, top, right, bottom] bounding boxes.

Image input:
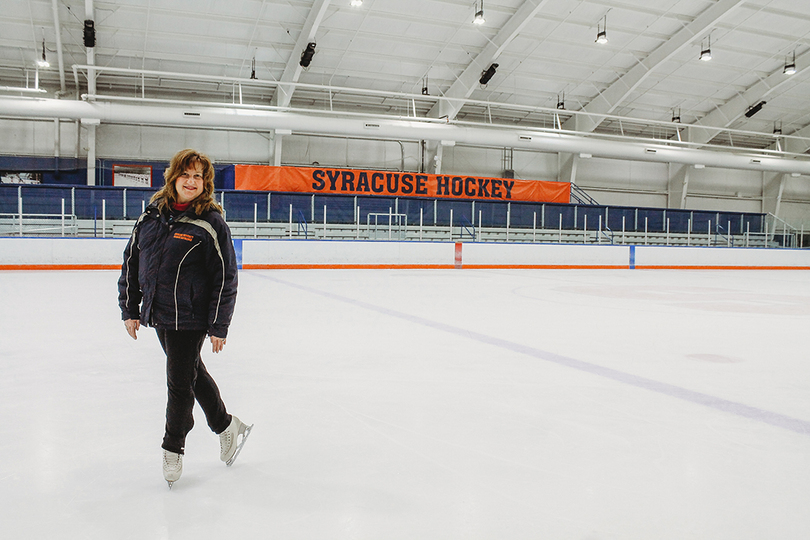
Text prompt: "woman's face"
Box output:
[[174, 164, 204, 204]]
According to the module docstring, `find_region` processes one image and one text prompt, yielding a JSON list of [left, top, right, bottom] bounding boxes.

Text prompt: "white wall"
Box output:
[[96, 124, 275, 163], [0, 118, 79, 157], [243, 239, 453, 267], [282, 134, 421, 172], [0, 237, 127, 266], [576, 157, 669, 208], [634, 246, 810, 268]]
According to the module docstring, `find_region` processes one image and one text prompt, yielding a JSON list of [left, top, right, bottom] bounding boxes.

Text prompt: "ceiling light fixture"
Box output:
[[250, 56, 257, 79], [422, 76, 429, 96], [784, 51, 796, 75], [479, 63, 498, 85], [672, 108, 681, 123], [556, 93, 565, 110], [350, 0, 363, 7], [595, 15, 608, 44], [773, 121, 782, 135], [299, 42, 316, 68], [36, 38, 49, 68], [699, 35, 712, 61], [473, 0, 485, 25]]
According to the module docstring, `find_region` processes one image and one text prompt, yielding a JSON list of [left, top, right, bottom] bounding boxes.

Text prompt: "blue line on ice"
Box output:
[[257, 273, 810, 436]]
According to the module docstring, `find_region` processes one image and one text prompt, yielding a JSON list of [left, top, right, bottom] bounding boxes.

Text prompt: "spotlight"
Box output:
[[250, 57, 257, 79], [556, 93, 565, 110], [595, 15, 608, 44], [773, 122, 782, 135], [479, 63, 498, 85], [421, 76, 429, 95], [672, 108, 681, 123], [744, 100, 766, 118], [699, 35, 711, 61], [784, 51, 796, 75], [473, 0, 485, 25], [350, 0, 363, 6], [36, 38, 49, 68], [299, 42, 316, 68]]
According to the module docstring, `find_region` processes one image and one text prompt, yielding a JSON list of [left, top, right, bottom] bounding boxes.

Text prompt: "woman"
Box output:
[[118, 149, 251, 489]]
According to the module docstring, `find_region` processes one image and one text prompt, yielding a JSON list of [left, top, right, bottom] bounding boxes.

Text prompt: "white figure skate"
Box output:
[[219, 415, 253, 466], [163, 449, 183, 489]]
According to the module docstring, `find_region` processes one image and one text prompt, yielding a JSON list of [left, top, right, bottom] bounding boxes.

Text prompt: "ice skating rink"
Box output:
[[1, 267, 809, 539]]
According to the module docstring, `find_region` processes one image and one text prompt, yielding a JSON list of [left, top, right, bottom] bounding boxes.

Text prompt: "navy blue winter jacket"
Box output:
[[118, 202, 238, 338]]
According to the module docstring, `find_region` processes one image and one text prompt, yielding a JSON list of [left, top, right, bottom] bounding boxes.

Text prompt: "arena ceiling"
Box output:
[[2, 0, 810, 153]]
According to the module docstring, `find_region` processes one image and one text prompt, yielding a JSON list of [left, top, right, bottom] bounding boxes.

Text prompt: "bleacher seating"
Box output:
[[0, 183, 775, 247]]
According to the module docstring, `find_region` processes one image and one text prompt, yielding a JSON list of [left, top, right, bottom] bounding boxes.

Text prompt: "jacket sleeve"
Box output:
[[118, 220, 143, 321], [205, 214, 238, 339]]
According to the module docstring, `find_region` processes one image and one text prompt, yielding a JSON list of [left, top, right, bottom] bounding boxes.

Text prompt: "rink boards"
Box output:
[[2, 237, 810, 270]]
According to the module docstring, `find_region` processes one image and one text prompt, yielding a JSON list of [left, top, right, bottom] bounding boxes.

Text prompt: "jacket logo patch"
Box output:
[[173, 233, 194, 242]]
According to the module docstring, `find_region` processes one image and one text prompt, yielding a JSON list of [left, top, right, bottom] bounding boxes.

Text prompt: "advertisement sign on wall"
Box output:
[[235, 165, 570, 204]]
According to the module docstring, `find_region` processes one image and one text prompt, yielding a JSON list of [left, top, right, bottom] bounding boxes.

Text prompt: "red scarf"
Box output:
[[172, 202, 191, 212]]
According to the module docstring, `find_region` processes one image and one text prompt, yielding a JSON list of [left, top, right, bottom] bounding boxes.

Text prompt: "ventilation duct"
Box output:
[[0, 97, 807, 176]]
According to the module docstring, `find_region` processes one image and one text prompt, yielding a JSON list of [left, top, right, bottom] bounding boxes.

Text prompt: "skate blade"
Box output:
[[226, 423, 253, 467]]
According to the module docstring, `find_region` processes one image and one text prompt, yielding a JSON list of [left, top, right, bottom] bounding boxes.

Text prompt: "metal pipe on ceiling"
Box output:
[[0, 86, 47, 93], [84, 0, 95, 98], [51, 0, 66, 97], [0, 96, 808, 176], [68, 64, 808, 153], [84, 0, 96, 186]]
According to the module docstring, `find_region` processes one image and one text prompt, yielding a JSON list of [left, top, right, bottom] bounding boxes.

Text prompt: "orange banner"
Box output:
[[234, 165, 570, 204]]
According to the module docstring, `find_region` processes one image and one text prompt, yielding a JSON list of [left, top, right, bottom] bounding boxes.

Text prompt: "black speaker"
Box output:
[[744, 101, 766, 118], [479, 63, 498, 85], [84, 20, 95, 48], [299, 42, 316, 68]]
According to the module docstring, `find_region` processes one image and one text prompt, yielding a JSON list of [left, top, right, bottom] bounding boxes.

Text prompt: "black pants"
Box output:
[[157, 329, 231, 454]]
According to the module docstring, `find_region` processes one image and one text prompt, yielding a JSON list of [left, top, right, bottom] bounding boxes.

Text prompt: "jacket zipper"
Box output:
[[174, 242, 202, 330]]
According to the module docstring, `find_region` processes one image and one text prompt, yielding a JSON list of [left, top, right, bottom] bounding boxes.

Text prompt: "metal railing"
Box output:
[[367, 211, 407, 241], [3, 184, 803, 248], [571, 184, 600, 206], [714, 223, 734, 247], [458, 215, 476, 241], [67, 64, 810, 156], [0, 212, 78, 236], [765, 213, 800, 248]]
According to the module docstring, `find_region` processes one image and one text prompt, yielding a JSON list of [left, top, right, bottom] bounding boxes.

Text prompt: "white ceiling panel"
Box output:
[[0, 0, 808, 152]]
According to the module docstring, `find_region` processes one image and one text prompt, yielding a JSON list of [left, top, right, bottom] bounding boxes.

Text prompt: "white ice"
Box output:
[[1, 268, 809, 539]]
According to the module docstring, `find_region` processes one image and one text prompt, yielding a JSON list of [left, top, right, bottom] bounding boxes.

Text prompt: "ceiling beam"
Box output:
[[564, 0, 746, 133], [784, 123, 810, 154], [273, 0, 331, 108], [427, 0, 551, 121], [688, 51, 810, 145]]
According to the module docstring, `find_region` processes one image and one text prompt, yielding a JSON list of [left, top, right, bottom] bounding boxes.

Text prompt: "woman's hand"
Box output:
[[211, 335, 226, 353], [124, 319, 140, 340]]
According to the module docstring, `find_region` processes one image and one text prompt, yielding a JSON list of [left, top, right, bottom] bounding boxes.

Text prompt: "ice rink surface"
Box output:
[[1, 267, 809, 539]]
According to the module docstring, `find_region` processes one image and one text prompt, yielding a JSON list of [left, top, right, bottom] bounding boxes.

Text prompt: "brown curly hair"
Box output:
[[151, 149, 223, 215]]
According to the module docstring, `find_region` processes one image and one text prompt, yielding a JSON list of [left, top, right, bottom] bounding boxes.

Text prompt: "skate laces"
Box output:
[[163, 450, 181, 471], [220, 419, 239, 454], [219, 430, 233, 454]]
